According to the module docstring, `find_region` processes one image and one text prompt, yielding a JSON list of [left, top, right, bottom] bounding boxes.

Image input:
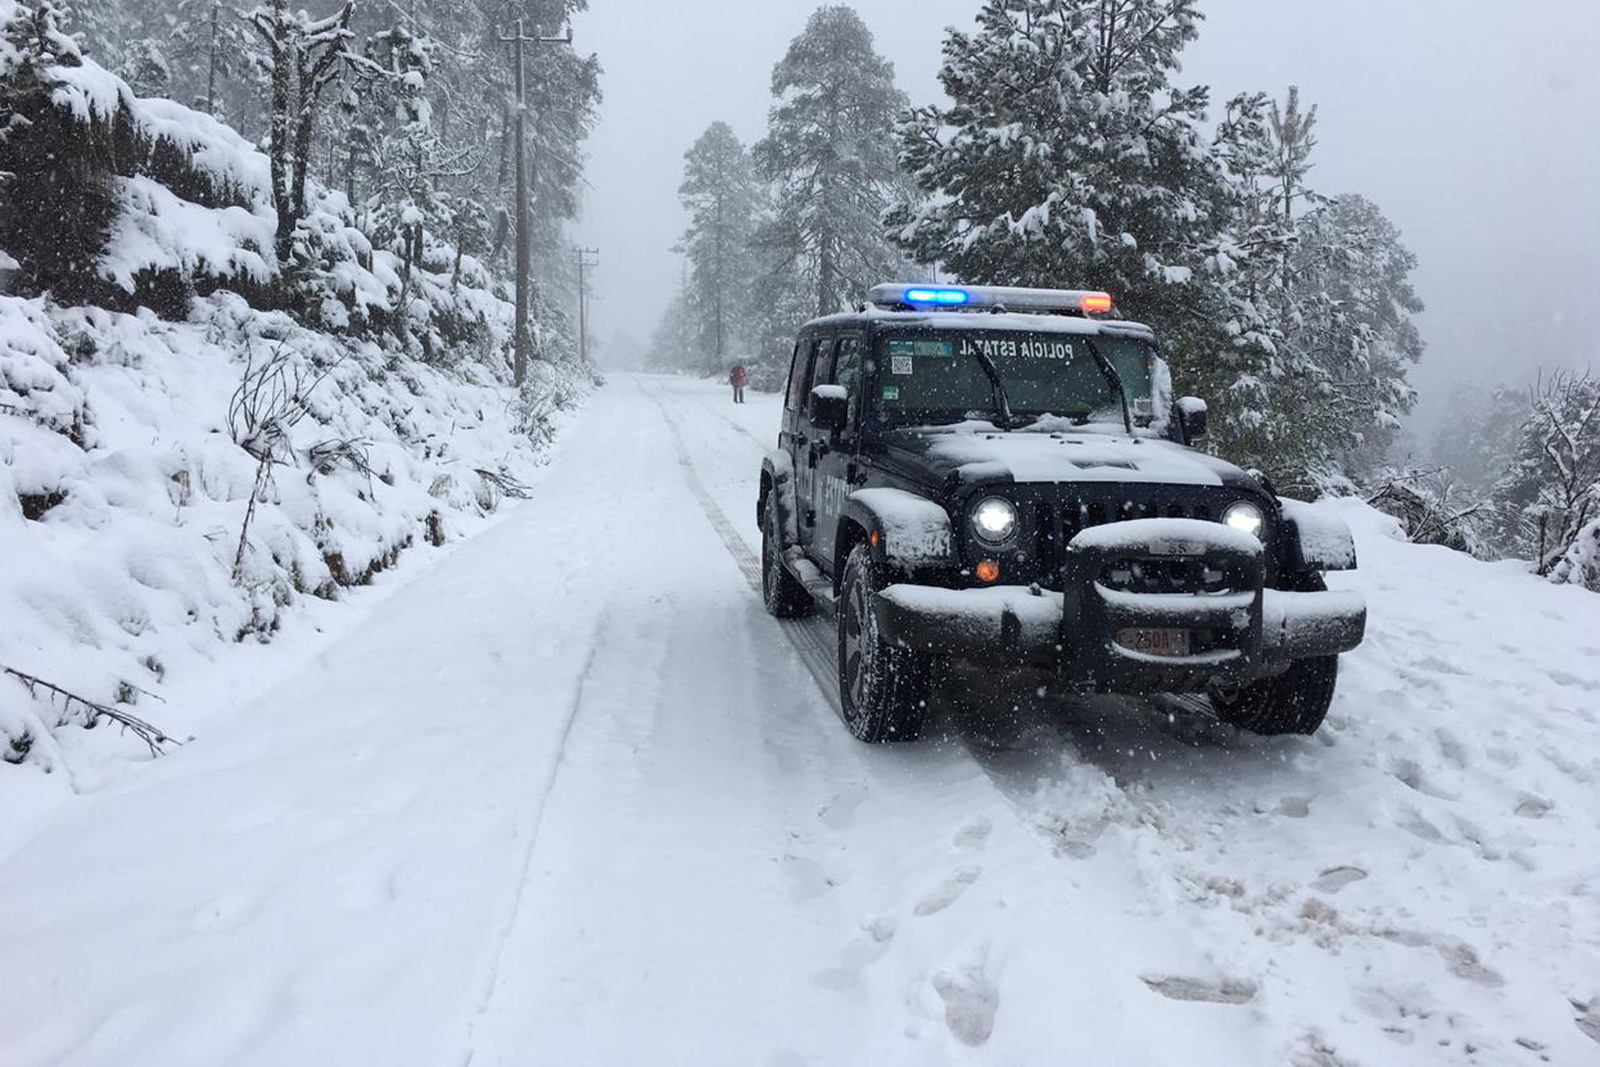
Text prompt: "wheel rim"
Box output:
[[843, 574, 868, 713]]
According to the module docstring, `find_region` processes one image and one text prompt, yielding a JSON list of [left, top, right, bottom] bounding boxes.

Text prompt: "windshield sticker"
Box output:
[[958, 337, 1075, 361], [1133, 397, 1154, 418], [881, 384, 901, 402], [890, 355, 914, 375], [887, 340, 953, 358]]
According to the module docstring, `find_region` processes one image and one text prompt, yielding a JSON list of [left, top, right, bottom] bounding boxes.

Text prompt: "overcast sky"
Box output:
[[571, 0, 1600, 423]]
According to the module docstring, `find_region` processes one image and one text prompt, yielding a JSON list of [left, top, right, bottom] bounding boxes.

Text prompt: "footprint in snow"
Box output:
[[1395, 806, 1445, 844], [1414, 655, 1468, 676], [817, 781, 868, 830], [932, 965, 999, 1046], [1550, 669, 1600, 692], [1140, 973, 1258, 1005], [953, 817, 992, 850], [1311, 865, 1368, 894], [781, 854, 836, 902], [914, 866, 981, 916], [1515, 794, 1553, 819], [1572, 998, 1600, 1045], [1388, 758, 1458, 801], [1375, 929, 1504, 987], [1277, 795, 1312, 819], [1433, 728, 1469, 770]]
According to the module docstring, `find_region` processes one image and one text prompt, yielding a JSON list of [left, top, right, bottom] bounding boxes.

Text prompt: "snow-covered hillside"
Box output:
[[1, 5, 592, 831], [0, 376, 1594, 1066]]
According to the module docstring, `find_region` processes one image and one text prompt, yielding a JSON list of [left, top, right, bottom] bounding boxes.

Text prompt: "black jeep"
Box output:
[[757, 284, 1367, 743]]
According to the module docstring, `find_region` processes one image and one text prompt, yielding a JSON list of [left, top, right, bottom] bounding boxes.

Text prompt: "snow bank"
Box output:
[[0, 291, 587, 803]]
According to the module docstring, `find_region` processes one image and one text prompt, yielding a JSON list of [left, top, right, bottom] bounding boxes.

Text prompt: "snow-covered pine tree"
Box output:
[[1492, 368, 1600, 575], [677, 121, 759, 374], [892, 0, 1225, 353], [0, 0, 121, 302], [750, 3, 909, 367], [1262, 194, 1423, 486], [1190, 86, 1421, 487], [167, 0, 257, 119]]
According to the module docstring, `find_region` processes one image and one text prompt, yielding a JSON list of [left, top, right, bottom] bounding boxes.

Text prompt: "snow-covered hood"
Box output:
[[883, 427, 1258, 491]]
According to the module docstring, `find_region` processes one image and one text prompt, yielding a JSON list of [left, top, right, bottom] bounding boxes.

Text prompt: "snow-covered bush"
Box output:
[[1360, 466, 1491, 557], [1547, 515, 1600, 590], [1491, 368, 1599, 574]]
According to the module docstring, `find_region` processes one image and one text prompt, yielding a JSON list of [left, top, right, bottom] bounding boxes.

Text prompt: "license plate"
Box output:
[[1115, 627, 1192, 657]]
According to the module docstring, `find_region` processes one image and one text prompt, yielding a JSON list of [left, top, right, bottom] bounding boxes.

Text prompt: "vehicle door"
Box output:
[[785, 334, 824, 550], [796, 334, 836, 552], [810, 333, 863, 574]]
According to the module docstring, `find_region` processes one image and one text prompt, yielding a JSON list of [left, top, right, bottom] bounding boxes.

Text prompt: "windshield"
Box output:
[[871, 329, 1155, 429]]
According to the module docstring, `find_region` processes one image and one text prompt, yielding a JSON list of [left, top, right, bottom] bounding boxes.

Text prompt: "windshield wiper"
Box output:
[[965, 347, 1016, 428], [1082, 336, 1134, 435]]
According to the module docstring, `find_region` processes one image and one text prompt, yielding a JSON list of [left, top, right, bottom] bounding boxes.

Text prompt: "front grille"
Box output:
[[1032, 497, 1215, 584], [1098, 556, 1231, 595]]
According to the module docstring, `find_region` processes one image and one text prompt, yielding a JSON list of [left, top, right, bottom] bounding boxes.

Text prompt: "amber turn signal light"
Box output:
[[975, 559, 1001, 583]]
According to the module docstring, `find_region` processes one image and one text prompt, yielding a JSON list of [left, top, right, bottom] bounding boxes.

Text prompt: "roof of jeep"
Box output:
[[800, 305, 1157, 341]]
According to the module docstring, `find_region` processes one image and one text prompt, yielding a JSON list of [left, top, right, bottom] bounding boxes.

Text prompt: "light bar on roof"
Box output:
[[867, 283, 1114, 315], [902, 287, 971, 305]]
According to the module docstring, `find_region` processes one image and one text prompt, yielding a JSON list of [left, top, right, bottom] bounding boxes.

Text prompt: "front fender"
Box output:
[[841, 487, 958, 577], [760, 450, 799, 546], [1277, 498, 1358, 572]]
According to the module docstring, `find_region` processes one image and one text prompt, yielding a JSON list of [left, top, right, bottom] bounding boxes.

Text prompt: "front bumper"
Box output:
[[875, 520, 1366, 693]]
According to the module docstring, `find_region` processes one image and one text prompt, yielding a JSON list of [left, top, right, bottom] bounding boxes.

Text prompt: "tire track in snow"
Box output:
[[460, 611, 607, 1065], [643, 385, 763, 593], [642, 384, 845, 713]]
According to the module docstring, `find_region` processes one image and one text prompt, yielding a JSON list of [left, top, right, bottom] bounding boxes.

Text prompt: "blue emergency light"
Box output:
[[902, 287, 971, 306]]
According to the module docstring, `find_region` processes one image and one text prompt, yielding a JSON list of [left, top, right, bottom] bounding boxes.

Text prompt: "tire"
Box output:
[[837, 544, 930, 742], [1206, 571, 1340, 736], [761, 491, 811, 618], [1206, 655, 1338, 736]]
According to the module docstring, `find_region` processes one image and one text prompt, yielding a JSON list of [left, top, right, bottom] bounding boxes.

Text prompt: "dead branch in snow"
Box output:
[[228, 343, 347, 581], [2, 666, 177, 757], [474, 467, 533, 499], [306, 436, 375, 482]]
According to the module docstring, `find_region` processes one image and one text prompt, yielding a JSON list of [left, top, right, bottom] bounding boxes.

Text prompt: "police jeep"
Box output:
[[756, 283, 1368, 743]]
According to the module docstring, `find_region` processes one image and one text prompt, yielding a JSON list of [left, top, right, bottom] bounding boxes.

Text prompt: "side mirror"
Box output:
[[1177, 396, 1208, 442], [809, 384, 849, 434]]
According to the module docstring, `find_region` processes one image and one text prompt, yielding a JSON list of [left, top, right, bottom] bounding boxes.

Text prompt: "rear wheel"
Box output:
[[838, 544, 929, 742], [761, 491, 811, 618]]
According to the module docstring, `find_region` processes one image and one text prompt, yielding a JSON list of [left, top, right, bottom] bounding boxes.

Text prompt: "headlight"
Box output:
[[971, 497, 1018, 544], [1222, 501, 1266, 540]]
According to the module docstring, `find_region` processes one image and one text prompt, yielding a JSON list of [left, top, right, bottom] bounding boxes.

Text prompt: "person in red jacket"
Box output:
[[729, 364, 747, 404]]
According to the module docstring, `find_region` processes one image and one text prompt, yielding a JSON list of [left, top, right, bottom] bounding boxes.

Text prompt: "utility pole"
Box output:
[[574, 247, 598, 364], [498, 18, 572, 387]]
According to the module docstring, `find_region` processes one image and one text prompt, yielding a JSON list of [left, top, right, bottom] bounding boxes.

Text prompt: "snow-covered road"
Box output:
[[2, 375, 1598, 1065]]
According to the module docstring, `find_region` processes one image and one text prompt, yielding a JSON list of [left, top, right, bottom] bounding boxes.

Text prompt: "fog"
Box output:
[[570, 0, 1599, 427]]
